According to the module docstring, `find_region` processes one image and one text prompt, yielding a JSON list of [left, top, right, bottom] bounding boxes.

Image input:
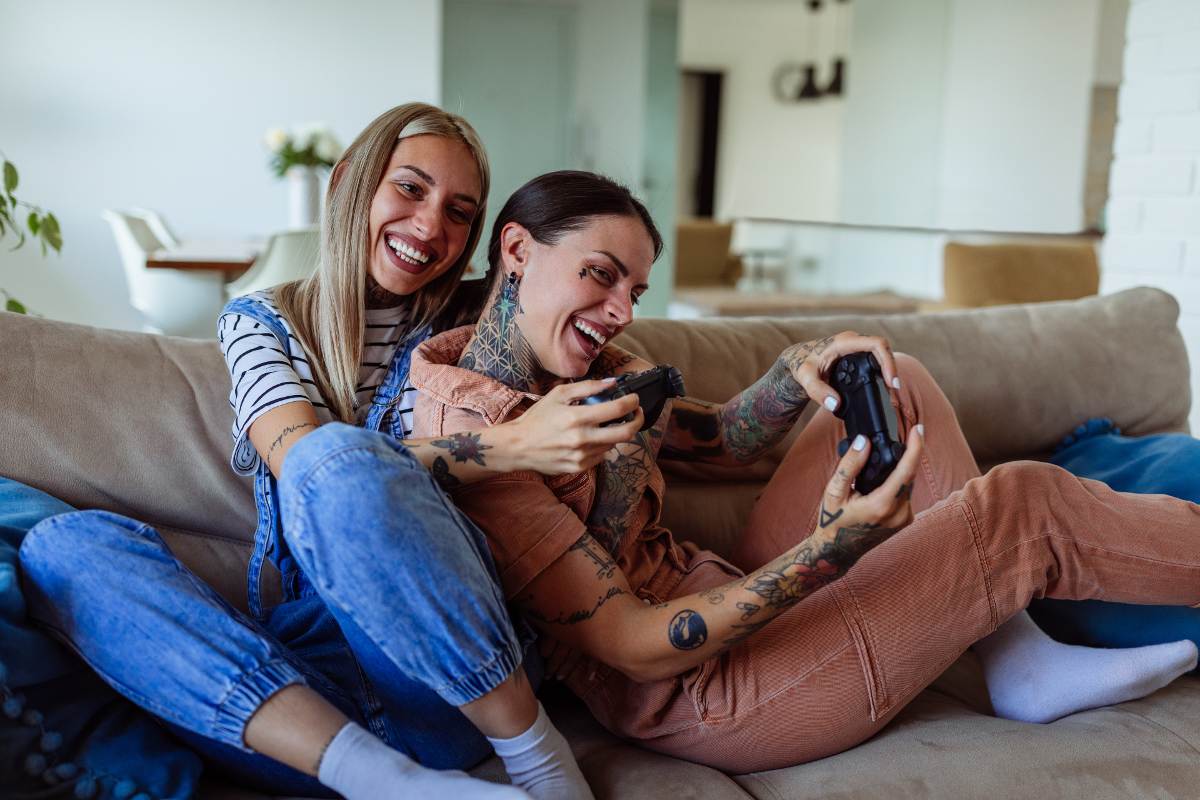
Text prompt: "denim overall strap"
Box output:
[[364, 324, 430, 439], [222, 296, 293, 620]]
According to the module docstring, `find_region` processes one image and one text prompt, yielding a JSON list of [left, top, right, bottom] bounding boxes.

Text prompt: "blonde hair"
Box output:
[[274, 103, 490, 423]]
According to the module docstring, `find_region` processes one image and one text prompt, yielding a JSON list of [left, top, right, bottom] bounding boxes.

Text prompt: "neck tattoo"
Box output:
[[458, 273, 548, 393], [365, 275, 405, 309]]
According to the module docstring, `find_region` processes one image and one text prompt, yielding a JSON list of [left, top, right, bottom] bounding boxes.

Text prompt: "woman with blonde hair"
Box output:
[[22, 105, 640, 799]]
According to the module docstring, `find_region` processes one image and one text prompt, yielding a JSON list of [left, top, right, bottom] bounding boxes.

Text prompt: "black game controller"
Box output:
[[831, 352, 905, 495], [579, 365, 686, 431]]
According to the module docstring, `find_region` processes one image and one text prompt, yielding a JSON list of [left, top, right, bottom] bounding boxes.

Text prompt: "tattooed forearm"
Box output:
[[430, 456, 462, 489], [524, 586, 627, 626], [716, 360, 809, 463], [266, 422, 317, 472], [586, 434, 652, 552], [431, 432, 492, 466], [459, 273, 546, 392], [569, 535, 617, 580]]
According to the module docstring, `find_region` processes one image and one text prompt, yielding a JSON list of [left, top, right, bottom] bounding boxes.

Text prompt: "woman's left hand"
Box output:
[[778, 331, 900, 414]]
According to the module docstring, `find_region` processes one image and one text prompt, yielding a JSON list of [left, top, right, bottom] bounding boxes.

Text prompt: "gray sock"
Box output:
[[318, 721, 530, 800], [486, 703, 594, 800]]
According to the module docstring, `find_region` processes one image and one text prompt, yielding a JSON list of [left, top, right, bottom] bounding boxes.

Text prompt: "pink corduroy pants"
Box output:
[[570, 354, 1200, 773]]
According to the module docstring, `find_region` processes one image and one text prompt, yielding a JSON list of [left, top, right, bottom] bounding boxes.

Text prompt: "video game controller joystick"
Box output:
[[579, 365, 686, 431], [831, 352, 905, 495]]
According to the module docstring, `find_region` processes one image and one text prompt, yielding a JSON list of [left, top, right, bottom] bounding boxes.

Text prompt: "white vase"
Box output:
[[286, 165, 320, 228]]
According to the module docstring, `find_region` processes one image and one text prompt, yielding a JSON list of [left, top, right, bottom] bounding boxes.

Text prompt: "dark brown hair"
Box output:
[[454, 170, 662, 318]]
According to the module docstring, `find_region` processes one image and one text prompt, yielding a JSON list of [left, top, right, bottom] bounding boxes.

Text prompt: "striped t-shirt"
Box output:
[[218, 290, 420, 475]]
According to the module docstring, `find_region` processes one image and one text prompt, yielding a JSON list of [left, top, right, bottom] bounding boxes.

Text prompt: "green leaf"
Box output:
[[42, 212, 61, 252], [27, 211, 39, 236], [3, 161, 16, 194], [5, 297, 27, 314]]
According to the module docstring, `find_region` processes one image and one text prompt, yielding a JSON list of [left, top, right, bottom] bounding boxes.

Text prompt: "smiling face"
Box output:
[[366, 134, 482, 297], [502, 214, 655, 379]]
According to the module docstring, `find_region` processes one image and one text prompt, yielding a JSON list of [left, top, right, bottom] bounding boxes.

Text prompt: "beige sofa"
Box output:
[[2, 287, 1197, 799]]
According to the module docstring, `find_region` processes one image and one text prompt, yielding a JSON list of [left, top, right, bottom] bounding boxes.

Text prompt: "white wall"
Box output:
[[0, 0, 441, 331], [679, 0, 845, 222], [838, 0, 950, 228], [1102, 0, 1200, 432], [936, 0, 1100, 232]]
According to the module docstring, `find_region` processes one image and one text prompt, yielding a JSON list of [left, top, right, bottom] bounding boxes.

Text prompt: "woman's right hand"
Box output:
[[814, 425, 925, 556], [503, 379, 644, 475]]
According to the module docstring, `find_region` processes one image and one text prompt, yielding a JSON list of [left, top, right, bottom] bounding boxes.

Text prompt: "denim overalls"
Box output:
[[21, 295, 538, 796]]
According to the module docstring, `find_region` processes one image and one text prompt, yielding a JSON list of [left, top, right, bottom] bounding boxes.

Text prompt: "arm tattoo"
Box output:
[[587, 433, 653, 553], [716, 360, 810, 463], [430, 456, 462, 489], [431, 432, 492, 466], [668, 610, 709, 650], [699, 586, 725, 604], [569, 535, 617, 580], [524, 586, 627, 626], [741, 518, 894, 610], [265, 422, 316, 472], [458, 273, 544, 392]]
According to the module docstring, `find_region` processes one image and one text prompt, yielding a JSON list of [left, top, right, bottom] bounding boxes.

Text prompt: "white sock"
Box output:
[[486, 703, 594, 800], [318, 721, 530, 800], [975, 610, 1198, 724]]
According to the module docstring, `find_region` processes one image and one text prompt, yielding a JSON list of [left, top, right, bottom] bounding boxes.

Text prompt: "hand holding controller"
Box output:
[[831, 352, 905, 494], [579, 366, 686, 431]]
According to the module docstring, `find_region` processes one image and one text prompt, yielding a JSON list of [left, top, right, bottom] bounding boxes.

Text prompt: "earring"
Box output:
[[507, 273, 518, 284]]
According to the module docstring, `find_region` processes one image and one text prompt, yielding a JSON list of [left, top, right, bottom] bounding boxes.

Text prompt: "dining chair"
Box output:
[[128, 207, 181, 249], [101, 210, 225, 338], [224, 227, 320, 300]]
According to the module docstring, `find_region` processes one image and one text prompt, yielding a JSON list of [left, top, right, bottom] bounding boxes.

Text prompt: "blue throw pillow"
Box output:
[[1027, 420, 1200, 660], [0, 477, 202, 798]]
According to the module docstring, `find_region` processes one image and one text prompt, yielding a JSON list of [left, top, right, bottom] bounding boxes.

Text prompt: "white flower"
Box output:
[[263, 128, 288, 153], [293, 122, 326, 150], [314, 131, 342, 163]]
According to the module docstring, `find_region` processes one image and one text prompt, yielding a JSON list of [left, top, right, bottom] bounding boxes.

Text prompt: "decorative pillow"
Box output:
[[0, 477, 202, 798], [1027, 420, 1200, 661]]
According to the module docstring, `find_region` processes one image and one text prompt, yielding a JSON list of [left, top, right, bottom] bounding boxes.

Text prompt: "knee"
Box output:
[[19, 510, 148, 590], [967, 460, 1064, 543], [280, 423, 420, 496], [893, 353, 942, 399]]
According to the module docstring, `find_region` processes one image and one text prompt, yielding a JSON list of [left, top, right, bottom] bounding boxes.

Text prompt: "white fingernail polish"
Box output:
[[824, 396, 838, 411], [853, 434, 867, 451], [916, 424, 925, 437], [892, 377, 902, 389]]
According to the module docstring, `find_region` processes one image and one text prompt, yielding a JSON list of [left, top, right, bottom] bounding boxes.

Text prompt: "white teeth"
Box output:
[[386, 236, 430, 264], [573, 319, 606, 346]]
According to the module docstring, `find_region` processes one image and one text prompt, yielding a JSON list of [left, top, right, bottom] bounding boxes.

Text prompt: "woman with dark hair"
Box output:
[[409, 169, 1200, 772]]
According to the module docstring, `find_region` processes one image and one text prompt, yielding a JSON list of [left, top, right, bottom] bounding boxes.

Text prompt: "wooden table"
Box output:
[[145, 240, 260, 279]]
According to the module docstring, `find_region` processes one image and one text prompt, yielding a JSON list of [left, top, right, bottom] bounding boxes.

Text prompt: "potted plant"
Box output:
[[1, 154, 62, 314], [263, 124, 343, 228]]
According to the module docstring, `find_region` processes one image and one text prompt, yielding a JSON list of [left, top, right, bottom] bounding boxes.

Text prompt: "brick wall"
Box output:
[[1102, 0, 1200, 431]]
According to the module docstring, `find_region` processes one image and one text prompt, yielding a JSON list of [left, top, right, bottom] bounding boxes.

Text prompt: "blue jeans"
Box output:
[[20, 424, 538, 796]]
